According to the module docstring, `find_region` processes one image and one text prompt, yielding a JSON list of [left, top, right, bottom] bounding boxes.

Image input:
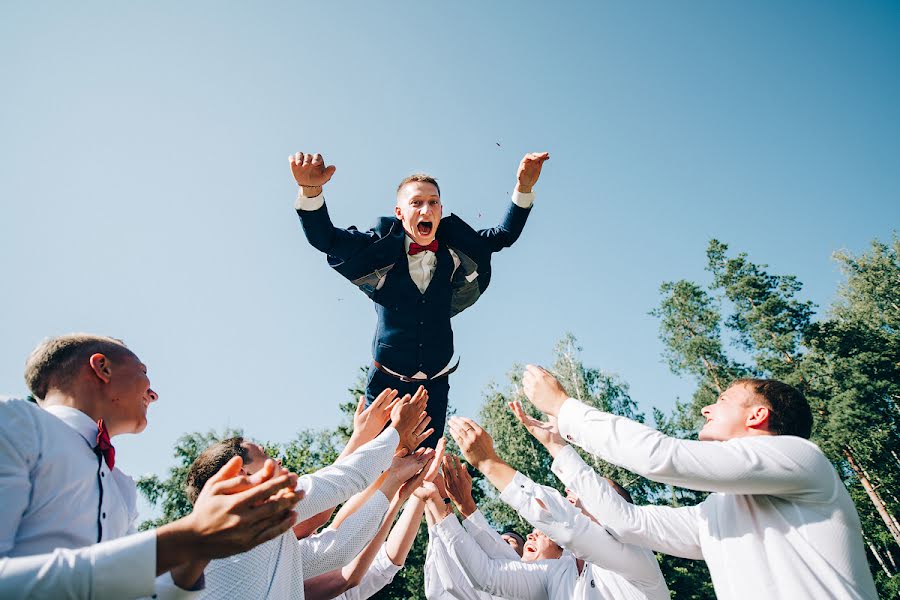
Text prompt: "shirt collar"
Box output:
[[43, 405, 98, 447], [404, 236, 412, 252]]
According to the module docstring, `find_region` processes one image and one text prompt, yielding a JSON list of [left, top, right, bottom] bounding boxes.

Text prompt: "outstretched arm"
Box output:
[[289, 151, 378, 260], [476, 152, 549, 252], [433, 513, 550, 600], [523, 365, 836, 497]]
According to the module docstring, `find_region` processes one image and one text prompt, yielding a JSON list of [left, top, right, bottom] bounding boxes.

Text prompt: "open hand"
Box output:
[[352, 389, 399, 445], [185, 456, 301, 559], [509, 401, 566, 456], [390, 386, 431, 454], [443, 454, 477, 516], [447, 417, 499, 471]]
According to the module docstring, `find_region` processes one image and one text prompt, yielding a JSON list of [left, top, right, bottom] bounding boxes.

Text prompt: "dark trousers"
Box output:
[[365, 365, 450, 450]]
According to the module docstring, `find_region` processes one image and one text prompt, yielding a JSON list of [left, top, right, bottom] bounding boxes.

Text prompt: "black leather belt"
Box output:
[[373, 358, 460, 383]]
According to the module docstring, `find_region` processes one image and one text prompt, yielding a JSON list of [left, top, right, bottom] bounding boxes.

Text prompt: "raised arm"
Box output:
[[500, 471, 668, 598], [523, 365, 835, 497], [289, 151, 378, 260], [304, 454, 432, 600], [476, 152, 548, 252], [433, 514, 550, 600]]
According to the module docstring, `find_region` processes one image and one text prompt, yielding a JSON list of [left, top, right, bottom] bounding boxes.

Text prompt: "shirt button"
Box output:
[[102, 512, 106, 519], [101, 472, 105, 478], [418, 343, 423, 347]]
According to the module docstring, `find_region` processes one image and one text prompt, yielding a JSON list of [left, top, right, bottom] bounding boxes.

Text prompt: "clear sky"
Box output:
[[2, 2, 899, 518]]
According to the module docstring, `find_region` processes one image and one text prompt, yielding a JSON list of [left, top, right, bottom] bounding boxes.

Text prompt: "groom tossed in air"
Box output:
[[290, 150, 548, 447]]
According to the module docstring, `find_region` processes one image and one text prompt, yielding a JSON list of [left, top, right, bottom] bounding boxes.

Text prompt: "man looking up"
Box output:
[[522, 365, 878, 599], [445, 416, 670, 600], [0, 334, 300, 599], [290, 150, 549, 447]]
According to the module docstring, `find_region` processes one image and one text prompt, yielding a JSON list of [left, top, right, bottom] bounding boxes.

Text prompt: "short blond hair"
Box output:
[[396, 173, 440, 197], [24, 334, 130, 400]]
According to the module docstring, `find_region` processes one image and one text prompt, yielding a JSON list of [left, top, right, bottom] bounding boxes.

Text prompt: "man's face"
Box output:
[[395, 181, 442, 246], [522, 529, 562, 562], [106, 351, 157, 435], [501, 533, 525, 557], [240, 441, 283, 476], [699, 383, 763, 441]]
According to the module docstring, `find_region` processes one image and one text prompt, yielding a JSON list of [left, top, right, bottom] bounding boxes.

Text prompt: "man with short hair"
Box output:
[[185, 389, 436, 599], [444, 417, 670, 600], [289, 150, 549, 447], [0, 334, 300, 599], [522, 365, 879, 599]]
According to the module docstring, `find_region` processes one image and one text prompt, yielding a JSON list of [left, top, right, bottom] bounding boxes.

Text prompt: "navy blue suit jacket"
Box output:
[[297, 200, 531, 376]]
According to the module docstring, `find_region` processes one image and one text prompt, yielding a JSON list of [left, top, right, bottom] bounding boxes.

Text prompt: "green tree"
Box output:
[[653, 237, 900, 595]]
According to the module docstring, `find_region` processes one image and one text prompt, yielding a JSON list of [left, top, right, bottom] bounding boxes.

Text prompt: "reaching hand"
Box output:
[[289, 152, 336, 190], [516, 152, 550, 194], [447, 417, 499, 471], [391, 447, 434, 482], [185, 456, 302, 559], [443, 454, 477, 516], [352, 389, 399, 445], [522, 365, 569, 417], [509, 401, 567, 456], [390, 386, 430, 454]]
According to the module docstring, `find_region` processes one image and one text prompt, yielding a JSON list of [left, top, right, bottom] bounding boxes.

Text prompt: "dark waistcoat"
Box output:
[[371, 246, 454, 377]]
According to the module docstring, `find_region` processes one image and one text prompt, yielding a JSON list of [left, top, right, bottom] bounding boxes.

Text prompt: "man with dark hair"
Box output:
[[289, 150, 549, 448], [522, 366, 878, 599], [1, 334, 301, 599], [186, 388, 436, 599], [443, 416, 670, 600]]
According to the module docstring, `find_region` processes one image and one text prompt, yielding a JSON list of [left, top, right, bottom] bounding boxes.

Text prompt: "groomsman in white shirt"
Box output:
[[443, 417, 670, 600], [522, 365, 879, 600], [0, 334, 301, 599], [183, 389, 436, 599]]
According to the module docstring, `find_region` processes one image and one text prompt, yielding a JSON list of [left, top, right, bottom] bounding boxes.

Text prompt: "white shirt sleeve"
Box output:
[[427, 530, 487, 600], [556, 397, 836, 497], [435, 515, 550, 600], [461, 510, 520, 561], [551, 444, 705, 560], [0, 399, 39, 555], [511, 190, 535, 209], [338, 547, 400, 600], [500, 470, 668, 598], [295, 428, 399, 520], [294, 190, 326, 211], [301, 491, 390, 579], [0, 530, 157, 600]]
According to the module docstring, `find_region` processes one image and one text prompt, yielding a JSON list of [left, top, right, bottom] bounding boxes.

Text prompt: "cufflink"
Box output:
[[566, 434, 573, 441]]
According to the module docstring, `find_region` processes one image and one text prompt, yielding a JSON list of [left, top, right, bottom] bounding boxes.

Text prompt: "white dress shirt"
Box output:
[[437, 514, 625, 600], [336, 546, 401, 600], [201, 490, 389, 599], [295, 427, 400, 519], [425, 507, 523, 600], [500, 471, 669, 600], [199, 427, 399, 599], [554, 397, 879, 600], [0, 398, 196, 599]]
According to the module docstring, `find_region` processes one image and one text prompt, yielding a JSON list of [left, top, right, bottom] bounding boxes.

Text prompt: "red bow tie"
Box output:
[[95, 419, 116, 470], [408, 240, 438, 256]]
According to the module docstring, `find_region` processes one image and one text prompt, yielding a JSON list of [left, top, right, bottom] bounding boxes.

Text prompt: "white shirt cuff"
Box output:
[[557, 397, 589, 445], [295, 190, 325, 211], [511, 190, 536, 209], [498, 471, 533, 506], [550, 444, 583, 485], [93, 529, 157, 598]]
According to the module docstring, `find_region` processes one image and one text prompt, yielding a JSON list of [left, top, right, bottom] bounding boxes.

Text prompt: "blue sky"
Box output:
[[2, 2, 898, 515]]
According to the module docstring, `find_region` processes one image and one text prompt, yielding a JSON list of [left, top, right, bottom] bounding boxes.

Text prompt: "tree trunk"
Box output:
[[845, 448, 900, 546], [864, 533, 893, 577]]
